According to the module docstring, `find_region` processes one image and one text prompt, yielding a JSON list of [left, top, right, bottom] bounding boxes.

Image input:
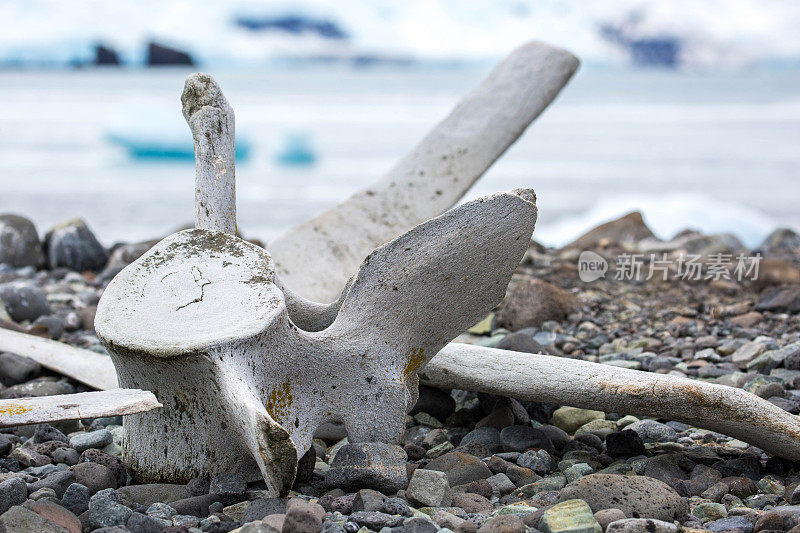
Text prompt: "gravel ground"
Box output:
[[1, 213, 800, 533]]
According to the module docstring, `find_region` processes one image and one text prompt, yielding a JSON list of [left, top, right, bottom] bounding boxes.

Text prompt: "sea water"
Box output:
[[0, 65, 798, 248]]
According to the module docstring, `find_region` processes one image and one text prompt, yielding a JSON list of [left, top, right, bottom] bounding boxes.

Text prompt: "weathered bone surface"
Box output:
[[95, 190, 538, 493], [0, 327, 118, 389], [421, 344, 800, 460], [182, 73, 237, 235], [0, 389, 161, 428], [9, 323, 800, 462], [270, 40, 580, 303]]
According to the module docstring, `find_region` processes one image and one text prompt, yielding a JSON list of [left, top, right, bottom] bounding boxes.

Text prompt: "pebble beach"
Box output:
[[1, 210, 800, 533]]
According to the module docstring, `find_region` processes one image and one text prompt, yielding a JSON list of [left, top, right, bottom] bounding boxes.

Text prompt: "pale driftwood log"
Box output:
[[0, 389, 161, 427], [270, 40, 579, 303], [0, 327, 118, 390], [420, 344, 800, 460], [182, 73, 237, 235], [95, 190, 538, 493]]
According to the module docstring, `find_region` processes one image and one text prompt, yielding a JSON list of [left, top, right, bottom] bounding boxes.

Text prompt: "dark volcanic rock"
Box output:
[[411, 386, 456, 422], [45, 218, 108, 271], [241, 497, 286, 523], [496, 330, 556, 355], [425, 452, 493, 486], [325, 443, 408, 493], [0, 281, 51, 322], [500, 425, 554, 454], [0, 214, 44, 268], [559, 474, 687, 522], [756, 285, 800, 313], [0, 477, 27, 514], [606, 431, 646, 458], [0, 352, 42, 386], [461, 427, 502, 454]]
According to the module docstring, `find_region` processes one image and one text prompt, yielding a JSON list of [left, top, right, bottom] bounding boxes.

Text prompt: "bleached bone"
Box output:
[[182, 73, 237, 235], [0, 327, 118, 390], [95, 190, 537, 494], [269, 40, 580, 303], [420, 344, 800, 460], [8, 323, 800, 461], [0, 389, 160, 428]]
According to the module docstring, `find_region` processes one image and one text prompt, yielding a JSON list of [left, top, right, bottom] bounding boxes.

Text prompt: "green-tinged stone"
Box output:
[[517, 475, 566, 498], [426, 441, 454, 459], [575, 419, 617, 439], [745, 494, 779, 508], [770, 368, 800, 385], [417, 508, 436, 517], [725, 496, 745, 508], [691, 502, 727, 522], [552, 407, 605, 434], [558, 460, 580, 471], [539, 499, 601, 533], [615, 415, 639, 429], [756, 477, 784, 495], [476, 333, 506, 348], [102, 442, 123, 457], [414, 412, 444, 428], [645, 442, 684, 453], [742, 375, 782, 394], [746, 350, 784, 373], [493, 504, 538, 516], [468, 314, 494, 335], [564, 463, 593, 484], [726, 439, 748, 450]]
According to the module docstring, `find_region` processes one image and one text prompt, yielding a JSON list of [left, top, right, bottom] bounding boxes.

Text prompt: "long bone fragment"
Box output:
[[9, 320, 800, 460], [0, 390, 161, 428], [420, 344, 800, 460], [182, 73, 237, 235], [8, 323, 800, 461], [0, 327, 118, 390], [95, 189, 538, 493], [269, 40, 580, 303]]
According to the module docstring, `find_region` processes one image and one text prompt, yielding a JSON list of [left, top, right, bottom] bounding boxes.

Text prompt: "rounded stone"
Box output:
[[477, 514, 526, 533], [552, 407, 605, 435], [0, 477, 27, 514], [605, 431, 646, 458], [461, 427, 502, 454], [45, 218, 108, 271], [70, 429, 113, 453], [606, 518, 678, 533], [539, 499, 602, 533], [0, 282, 51, 322], [594, 509, 626, 530], [625, 420, 677, 444], [406, 468, 452, 508], [558, 474, 687, 522], [0, 214, 44, 268], [80, 449, 127, 487], [500, 425, 554, 454], [324, 442, 408, 494], [70, 462, 118, 493], [425, 451, 493, 486]]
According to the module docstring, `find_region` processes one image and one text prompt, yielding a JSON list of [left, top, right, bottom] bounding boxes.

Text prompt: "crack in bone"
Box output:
[[174, 266, 212, 311]]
